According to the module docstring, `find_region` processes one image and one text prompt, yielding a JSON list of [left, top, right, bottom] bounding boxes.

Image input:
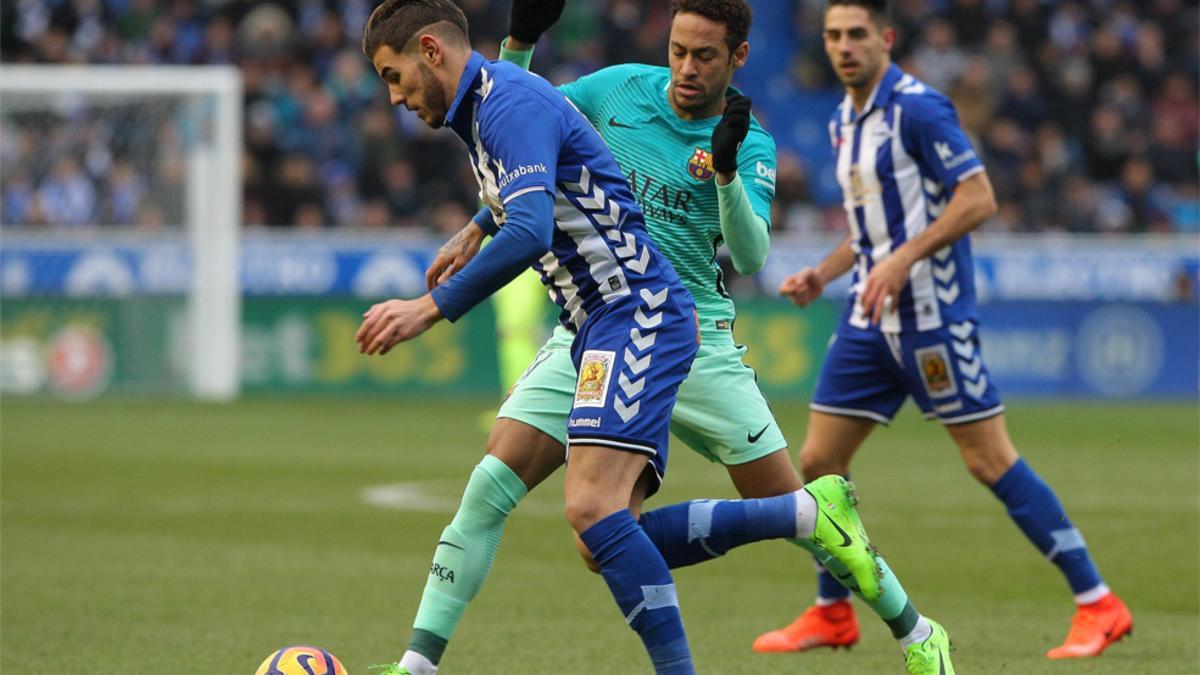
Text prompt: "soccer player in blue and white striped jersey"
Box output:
[[773, 0, 1132, 662], [356, 2, 888, 674]]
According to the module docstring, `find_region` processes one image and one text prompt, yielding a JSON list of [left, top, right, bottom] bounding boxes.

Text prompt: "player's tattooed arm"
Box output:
[[425, 221, 487, 290]]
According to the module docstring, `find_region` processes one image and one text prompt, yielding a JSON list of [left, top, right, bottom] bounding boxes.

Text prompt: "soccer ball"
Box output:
[[254, 645, 348, 675]]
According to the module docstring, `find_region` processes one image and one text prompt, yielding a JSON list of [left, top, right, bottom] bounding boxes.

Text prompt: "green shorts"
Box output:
[[498, 326, 788, 465]]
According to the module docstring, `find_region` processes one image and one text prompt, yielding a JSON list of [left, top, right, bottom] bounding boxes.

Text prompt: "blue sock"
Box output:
[[815, 559, 852, 601], [580, 510, 694, 675], [991, 458, 1104, 595], [638, 494, 797, 568]]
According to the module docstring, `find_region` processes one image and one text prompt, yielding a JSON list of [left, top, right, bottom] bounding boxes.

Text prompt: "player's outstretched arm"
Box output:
[[859, 171, 996, 323], [779, 234, 855, 308]]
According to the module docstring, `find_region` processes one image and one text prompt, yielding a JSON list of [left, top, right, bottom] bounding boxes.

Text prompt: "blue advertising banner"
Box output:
[[759, 235, 1199, 303], [0, 234, 438, 298], [978, 302, 1198, 398], [4, 233, 1197, 302]]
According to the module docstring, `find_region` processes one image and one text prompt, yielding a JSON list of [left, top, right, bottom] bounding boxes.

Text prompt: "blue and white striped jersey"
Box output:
[[444, 52, 682, 332], [829, 64, 985, 333]]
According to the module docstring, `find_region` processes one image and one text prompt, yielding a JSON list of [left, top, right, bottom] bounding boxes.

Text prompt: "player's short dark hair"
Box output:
[[362, 0, 469, 59], [826, 0, 891, 27], [670, 0, 753, 54]]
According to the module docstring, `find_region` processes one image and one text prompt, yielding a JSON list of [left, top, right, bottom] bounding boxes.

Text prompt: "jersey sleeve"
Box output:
[[431, 190, 554, 322], [899, 94, 984, 189], [557, 64, 644, 126], [477, 85, 562, 206], [735, 125, 777, 227]]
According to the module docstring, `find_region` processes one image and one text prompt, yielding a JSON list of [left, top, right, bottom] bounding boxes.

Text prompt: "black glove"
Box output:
[[711, 94, 752, 174], [509, 0, 566, 45]]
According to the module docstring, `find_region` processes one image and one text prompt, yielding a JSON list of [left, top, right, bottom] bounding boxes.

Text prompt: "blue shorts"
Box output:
[[566, 286, 698, 494], [811, 315, 1004, 426]]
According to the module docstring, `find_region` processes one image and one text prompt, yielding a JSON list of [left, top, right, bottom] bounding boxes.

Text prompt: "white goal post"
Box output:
[[0, 65, 243, 400]]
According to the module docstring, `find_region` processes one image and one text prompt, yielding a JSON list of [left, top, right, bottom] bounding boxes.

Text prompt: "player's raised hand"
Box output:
[[859, 254, 910, 324], [509, 0, 565, 46], [356, 296, 442, 355], [711, 94, 752, 175], [426, 221, 486, 290], [779, 267, 824, 308]]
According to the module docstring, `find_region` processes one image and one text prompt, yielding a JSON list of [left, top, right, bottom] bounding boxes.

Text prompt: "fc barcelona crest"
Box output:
[[687, 147, 715, 181]]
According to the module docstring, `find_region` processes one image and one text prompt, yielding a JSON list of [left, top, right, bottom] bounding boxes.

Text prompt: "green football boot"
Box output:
[[803, 475, 883, 601], [904, 619, 955, 674]]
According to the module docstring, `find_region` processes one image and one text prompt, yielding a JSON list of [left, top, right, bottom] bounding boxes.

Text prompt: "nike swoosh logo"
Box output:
[[438, 540, 465, 551], [823, 511, 854, 547], [833, 570, 860, 591], [295, 654, 320, 675], [607, 115, 635, 129], [747, 424, 769, 443]]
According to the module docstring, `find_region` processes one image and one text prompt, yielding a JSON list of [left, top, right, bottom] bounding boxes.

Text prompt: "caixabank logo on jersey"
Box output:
[[686, 147, 715, 181]]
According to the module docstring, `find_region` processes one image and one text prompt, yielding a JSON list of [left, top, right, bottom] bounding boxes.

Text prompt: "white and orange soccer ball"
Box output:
[[254, 645, 348, 675]]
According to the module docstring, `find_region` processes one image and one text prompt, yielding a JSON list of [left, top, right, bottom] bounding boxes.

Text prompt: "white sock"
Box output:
[[899, 616, 933, 650], [794, 489, 817, 539], [1074, 583, 1110, 605], [399, 650, 438, 675]]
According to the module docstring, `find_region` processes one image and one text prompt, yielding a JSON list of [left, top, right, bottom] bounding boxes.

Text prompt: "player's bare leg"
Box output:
[[943, 413, 1018, 485], [487, 417, 565, 490], [796, 410, 876, 480], [566, 444, 695, 674], [725, 448, 803, 497], [572, 466, 655, 573], [945, 414, 1131, 659]]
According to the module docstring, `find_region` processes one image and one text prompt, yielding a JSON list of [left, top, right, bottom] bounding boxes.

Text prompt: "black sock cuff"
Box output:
[[410, 628, 449, 665], [885, 601, 920, 639]]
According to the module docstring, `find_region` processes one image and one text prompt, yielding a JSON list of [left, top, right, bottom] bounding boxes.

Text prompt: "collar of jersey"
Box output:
[[841, 63, 904, 124], [444, 50, 487, 128]]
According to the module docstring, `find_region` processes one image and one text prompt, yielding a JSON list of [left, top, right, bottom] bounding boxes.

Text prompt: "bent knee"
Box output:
[[563, 496, 608, 533], [578, 548, 602, 574], [572, 533, 602, 574], [960, 446, 1017, 486]]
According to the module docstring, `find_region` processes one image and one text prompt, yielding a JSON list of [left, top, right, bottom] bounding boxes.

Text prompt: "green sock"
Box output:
[[791, 539, 919, 637], [409, 455, 528, 664]]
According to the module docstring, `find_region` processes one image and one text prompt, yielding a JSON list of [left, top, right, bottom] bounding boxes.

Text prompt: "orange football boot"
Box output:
[[752, 601, 859, 653], [1046, 592, 1133, 659]]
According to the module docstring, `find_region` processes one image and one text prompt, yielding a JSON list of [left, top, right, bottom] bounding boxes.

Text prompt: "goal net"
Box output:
[[0, 66, 242, 400]]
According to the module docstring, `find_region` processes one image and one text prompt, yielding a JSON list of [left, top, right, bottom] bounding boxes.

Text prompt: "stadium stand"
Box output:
[[2, 0, 1196, 233]]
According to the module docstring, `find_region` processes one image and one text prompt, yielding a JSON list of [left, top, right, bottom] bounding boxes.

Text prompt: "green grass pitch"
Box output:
[[2, 398, 1196, 673]]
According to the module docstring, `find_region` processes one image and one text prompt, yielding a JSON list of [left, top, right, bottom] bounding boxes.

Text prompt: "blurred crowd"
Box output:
[[1, 0, 1197, 235]]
